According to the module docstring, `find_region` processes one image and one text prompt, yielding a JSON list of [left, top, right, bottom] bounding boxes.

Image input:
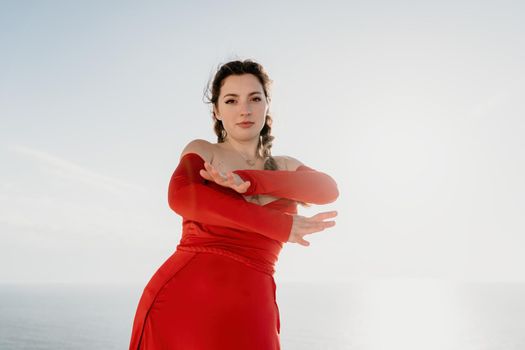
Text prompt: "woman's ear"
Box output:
[[213, 107, 221, 121]]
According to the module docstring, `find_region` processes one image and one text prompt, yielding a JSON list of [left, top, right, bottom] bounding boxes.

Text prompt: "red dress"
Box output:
[[129, 153, 339, 349]]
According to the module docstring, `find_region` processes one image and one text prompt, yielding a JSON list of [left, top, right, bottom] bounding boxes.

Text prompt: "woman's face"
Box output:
[[214, 73, 269, 143]]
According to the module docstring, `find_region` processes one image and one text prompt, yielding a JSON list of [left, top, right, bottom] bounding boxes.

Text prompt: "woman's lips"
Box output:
[[237, 122, 254, 128]]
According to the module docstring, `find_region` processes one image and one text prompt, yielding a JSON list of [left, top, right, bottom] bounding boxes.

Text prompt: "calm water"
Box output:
[[0, 281, 524, 349]]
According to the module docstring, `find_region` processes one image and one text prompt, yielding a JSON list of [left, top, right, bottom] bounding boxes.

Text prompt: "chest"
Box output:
[[210, 153, 266, 174]]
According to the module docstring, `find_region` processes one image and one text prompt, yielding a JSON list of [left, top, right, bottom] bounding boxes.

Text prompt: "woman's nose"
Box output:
[[239, 102, 252, 116]]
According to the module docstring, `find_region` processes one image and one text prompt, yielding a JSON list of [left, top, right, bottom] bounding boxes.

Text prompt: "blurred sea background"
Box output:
[[1, 280, 524, 350]]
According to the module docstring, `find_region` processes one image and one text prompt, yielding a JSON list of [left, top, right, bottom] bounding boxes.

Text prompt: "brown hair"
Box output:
[[204, 59, 278, 170]]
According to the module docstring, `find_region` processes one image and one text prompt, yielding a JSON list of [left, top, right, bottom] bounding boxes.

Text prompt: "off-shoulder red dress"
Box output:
[[129, 153, 338, 349]]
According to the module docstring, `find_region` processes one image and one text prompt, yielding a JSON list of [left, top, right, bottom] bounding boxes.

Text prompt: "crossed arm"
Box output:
[[168, 147, 339, 245]]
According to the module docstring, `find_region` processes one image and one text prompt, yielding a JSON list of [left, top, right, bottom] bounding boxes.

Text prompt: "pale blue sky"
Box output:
[[1, 0, 524, 284]]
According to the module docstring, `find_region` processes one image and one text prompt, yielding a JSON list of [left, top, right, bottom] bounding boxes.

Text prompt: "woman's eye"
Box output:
[[253, 97, 262, 102], [225, 99, 235, 104]]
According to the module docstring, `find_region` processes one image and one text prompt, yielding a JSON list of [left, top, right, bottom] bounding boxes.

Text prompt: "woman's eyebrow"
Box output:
[[223, 91, 263, 98]]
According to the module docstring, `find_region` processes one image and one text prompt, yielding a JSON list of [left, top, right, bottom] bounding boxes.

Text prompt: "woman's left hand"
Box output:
[[200, 161, 251, 194]]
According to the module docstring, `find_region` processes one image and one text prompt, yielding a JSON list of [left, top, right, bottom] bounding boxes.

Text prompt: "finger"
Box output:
[[225, 173, 240, 189], [319, 220, 336, 229], [203, 162, 217, 178], [297, 238, 310, 247], [233, 184, 250, 194], [308, 211, 338, 222], [208, 165, 227, 182], [234, 181, 251, 194], [226, 172, 237, 186], [296, 223, 323, 236], [302, 220, 335, 234], [199, 169, 213, 180], [202, 170, 215, 181], [204, 162, 221, 178], [323, 221, 336, 228], [204, 161, 214, 172], [208, 164, 221, 178]]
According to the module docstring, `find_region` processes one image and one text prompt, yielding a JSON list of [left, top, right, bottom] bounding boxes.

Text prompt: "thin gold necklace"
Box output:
[[230, 146, 258, 167]]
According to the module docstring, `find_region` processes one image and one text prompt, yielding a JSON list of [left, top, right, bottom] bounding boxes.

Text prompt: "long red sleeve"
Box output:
[[233, 165, 339, 204], [167, 152, 294, 243]]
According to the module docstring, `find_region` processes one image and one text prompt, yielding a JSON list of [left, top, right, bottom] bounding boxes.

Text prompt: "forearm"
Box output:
[[233, 166, 339, 204]]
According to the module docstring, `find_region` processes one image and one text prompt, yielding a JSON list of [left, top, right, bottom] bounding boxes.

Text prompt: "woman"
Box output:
[[129, 59, 339, 349]]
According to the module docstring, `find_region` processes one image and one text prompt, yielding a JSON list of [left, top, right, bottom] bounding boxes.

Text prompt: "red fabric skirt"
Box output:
[[129, 249, 281, 349]]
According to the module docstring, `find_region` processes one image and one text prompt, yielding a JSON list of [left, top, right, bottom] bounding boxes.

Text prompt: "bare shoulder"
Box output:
[[273, 155, 304, 171], [180, 139, 214, 163]]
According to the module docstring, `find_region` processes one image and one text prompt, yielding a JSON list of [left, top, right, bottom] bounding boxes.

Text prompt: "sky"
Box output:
[[1, 0, 524, 285]]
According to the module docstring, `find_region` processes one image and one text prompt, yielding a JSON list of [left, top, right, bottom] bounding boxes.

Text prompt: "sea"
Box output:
[[0, 280, 524, 350]]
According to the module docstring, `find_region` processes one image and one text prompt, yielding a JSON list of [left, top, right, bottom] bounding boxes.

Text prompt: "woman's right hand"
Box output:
[[288, 211, 338, 246]]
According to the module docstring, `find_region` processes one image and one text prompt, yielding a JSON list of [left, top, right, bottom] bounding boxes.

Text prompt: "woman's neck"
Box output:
[[223, 137, 260, 159]]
